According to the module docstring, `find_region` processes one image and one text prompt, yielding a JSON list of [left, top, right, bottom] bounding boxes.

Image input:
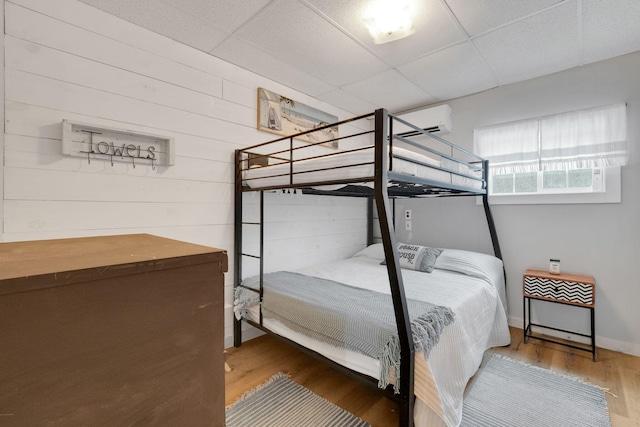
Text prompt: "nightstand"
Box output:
[[523, 268, 596, 361]]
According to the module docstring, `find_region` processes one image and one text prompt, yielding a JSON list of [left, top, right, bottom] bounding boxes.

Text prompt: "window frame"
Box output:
[[484, 166, 621, 205]]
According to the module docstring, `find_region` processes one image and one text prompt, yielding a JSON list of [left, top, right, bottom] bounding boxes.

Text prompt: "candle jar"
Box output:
[[549, 259, 561, 274]]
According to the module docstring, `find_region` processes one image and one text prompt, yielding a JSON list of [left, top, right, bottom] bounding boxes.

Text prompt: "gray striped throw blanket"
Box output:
[[234, 271, 455, 392]]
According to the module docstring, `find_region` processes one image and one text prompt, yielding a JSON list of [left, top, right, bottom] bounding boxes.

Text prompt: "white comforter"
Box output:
[[241, 245, 510, 426]]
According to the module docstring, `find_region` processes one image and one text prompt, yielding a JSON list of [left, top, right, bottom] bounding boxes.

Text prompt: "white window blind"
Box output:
[[474, 103, 629, 175]]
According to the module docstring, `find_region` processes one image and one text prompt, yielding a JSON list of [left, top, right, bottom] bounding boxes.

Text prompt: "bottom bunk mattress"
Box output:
[[234, 244, 510, 427]]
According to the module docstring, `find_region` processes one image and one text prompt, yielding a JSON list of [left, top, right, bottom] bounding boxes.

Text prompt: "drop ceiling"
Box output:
[[78, 0, 640, 115]]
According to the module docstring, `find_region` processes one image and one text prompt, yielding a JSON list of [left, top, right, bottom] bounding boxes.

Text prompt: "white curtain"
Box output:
[[474, 103, 628, 174], [540, 103, 628, 171], [474, 120, 539, 175]]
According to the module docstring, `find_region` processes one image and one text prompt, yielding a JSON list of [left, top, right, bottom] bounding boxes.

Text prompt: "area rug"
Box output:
[[226, 372, 371, 427], [461, 353, 611, 427]]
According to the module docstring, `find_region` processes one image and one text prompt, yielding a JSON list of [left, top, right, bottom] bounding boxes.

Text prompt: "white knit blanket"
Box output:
[[236, 271, 455, 391]]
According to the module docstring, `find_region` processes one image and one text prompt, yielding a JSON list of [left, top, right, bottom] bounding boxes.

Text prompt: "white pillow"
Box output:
[[434, 248, 506, 313], [434, 248, 503, 282], [351, 243, 385, 260]]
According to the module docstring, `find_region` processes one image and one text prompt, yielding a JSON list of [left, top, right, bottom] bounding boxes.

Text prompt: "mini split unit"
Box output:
[[394, 104, 452, 135]]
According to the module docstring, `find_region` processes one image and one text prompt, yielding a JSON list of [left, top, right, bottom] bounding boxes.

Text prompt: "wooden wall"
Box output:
[[0, 2, 4, 238], [2, 0, 368, 347]]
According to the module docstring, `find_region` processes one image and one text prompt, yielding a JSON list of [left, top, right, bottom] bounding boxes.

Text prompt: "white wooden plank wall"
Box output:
[[0, 3, 4, 239], [240, 192, 368, 277], [2, 0, 369, 347]]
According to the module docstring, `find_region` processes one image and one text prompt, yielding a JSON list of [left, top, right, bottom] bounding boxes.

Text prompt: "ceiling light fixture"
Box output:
[[362, 0, 416, 44]]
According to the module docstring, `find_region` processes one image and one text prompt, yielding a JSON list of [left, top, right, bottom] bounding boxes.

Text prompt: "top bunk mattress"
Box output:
[[241, 146, 483, 191]]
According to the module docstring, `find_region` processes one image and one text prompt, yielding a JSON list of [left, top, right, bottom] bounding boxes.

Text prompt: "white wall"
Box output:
[[1, 0, 368, 348], [0, 2, 4, 242], [396, 51, 640, 356]]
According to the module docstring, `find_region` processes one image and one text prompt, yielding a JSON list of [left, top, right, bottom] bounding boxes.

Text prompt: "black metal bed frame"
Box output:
[[233, 108, 502, 427]]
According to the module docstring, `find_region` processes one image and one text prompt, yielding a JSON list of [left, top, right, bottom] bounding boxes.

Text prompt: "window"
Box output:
[[474, 103, 628, 204], [491, 168, 601, 195]]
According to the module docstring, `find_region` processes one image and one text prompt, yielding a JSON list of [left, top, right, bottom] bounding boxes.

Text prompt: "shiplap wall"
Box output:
[[2, 0, 369, 348], [241, 192, 367, 274], [0, 3, 4, 236]]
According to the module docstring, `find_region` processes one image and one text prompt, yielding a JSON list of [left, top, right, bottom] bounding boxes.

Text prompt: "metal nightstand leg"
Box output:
[[590, 307, 596, 361], [523, 296, 527, 343]]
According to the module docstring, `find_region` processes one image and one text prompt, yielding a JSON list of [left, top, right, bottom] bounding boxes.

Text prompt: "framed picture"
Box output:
[[257, 88, 339, 149]]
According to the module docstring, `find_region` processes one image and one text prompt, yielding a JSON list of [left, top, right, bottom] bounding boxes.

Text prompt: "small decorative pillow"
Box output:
[[381, 244, 443, 273]]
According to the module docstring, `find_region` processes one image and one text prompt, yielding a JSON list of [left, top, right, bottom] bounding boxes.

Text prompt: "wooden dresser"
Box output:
[[0, 234, 227, 426]]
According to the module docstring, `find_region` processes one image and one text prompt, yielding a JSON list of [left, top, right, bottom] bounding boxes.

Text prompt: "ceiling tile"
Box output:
[[582, 0, 640, 64], [317, 88, 379, 116], [446, 0, 563, 36], [341, 69, 436, 113], [164, 0, 272, 32], [232, 0, 387, 86], [210, 36, 335, 96], [79, 0, 228, 52], [473, 0, 581, 85], [306, 0, 468, 66], [398, 42, 497, 100]]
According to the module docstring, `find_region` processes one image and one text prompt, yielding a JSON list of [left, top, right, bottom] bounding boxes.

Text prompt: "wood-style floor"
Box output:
[[225, 326, 640, 426]]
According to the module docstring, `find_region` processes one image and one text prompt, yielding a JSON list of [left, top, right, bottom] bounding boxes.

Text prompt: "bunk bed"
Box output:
[[234, 109, 510, 427]]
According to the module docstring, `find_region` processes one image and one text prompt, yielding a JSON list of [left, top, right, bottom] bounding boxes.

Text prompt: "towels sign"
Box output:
[[62, 120, 175, 169]]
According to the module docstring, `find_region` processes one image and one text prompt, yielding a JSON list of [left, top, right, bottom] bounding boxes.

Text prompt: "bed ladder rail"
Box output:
[[235, 146, 266, 347], [234, 192, 265, 347]]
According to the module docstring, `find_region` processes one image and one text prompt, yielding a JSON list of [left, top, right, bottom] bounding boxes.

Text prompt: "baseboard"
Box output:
[[508, 316, 640, 358], [224, 324, 264, 349]]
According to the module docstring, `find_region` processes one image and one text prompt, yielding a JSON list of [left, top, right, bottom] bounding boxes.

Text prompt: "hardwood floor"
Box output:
[[225, 327, 640, 426]]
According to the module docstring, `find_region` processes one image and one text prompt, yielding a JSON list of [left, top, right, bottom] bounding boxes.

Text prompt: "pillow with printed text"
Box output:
[[381, 244, 442, 273]]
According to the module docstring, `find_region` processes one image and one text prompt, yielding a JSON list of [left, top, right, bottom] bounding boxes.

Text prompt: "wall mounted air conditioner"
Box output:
[[394, 104, 452, 135]]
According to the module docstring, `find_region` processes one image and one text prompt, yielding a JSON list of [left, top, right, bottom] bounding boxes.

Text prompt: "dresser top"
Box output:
[[524, 268, 594, 284], [0, 234, 227, 291]]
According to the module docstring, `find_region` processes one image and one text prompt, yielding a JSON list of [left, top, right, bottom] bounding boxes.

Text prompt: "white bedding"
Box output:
[[238, 245, 510, 426], [242, 146, 482, 191]]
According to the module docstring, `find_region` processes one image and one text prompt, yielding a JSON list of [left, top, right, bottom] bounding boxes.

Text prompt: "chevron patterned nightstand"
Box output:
[[523, 268, 596, 361]]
